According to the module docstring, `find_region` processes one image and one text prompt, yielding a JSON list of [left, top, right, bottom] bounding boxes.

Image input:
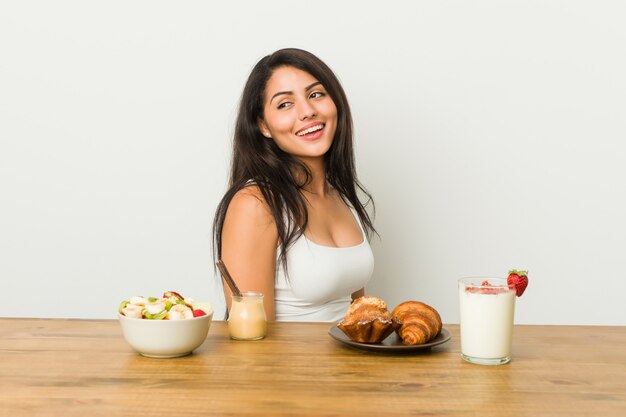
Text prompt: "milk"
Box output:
[[459, 279, 516, 364]]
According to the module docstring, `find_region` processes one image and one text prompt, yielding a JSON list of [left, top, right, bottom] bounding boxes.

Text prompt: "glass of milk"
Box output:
[[458, 277, 516, 365], [228, 292, 267, 341]]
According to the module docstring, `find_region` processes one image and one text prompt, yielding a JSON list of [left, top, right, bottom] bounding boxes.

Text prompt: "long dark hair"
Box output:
[[213, 48, 376, 272]]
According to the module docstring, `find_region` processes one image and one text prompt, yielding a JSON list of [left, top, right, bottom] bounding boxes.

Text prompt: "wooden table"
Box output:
[[0, 319, 624, 417]]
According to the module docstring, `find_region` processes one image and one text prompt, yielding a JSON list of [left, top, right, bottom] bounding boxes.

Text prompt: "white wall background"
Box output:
[[1, 1, 625, 325]]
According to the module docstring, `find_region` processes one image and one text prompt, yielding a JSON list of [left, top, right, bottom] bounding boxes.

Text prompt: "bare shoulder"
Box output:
[[228, 185, 271, 216], [232, 184, 266, 205], [224, 185, 276, 233]]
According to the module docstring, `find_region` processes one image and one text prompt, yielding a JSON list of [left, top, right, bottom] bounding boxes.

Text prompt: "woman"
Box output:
[[213, 48, 376, 322]]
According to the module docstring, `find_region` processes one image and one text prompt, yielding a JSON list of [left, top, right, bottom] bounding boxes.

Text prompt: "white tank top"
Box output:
[[274, 208, 375, 322]]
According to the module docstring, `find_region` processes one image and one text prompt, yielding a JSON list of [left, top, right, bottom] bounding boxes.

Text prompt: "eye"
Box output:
[[277, 101, 292, 109], [309, 91, 325, 99]]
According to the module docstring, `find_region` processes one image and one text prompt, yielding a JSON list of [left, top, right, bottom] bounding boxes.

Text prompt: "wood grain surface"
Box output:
[[0, 319, 624, 417]]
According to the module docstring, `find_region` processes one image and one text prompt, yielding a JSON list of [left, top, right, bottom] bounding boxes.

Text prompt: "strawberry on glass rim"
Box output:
[[507, 270, 529, 297]]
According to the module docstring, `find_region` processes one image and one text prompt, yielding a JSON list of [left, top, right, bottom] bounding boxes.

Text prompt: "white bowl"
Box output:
[[118, 311, 212, 358]]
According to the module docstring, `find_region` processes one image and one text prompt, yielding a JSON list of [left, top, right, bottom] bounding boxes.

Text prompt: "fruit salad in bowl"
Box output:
[[119, 290, 210, 320], [118, 291, 213, 358]]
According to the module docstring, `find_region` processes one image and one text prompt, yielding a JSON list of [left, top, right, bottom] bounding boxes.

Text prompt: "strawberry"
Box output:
[[466, 280, 506, 294], [507, 269, 529, 297], [163, 291, 184, 300], [480, 280, 507, 294], [192, 309, 207, 317]]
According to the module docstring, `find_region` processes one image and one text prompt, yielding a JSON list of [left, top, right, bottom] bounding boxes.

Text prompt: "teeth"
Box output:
[[297, 124, 323, 136]]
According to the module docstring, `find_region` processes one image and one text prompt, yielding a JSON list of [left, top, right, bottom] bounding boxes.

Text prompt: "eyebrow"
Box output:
[[269, 81, 322, 104]]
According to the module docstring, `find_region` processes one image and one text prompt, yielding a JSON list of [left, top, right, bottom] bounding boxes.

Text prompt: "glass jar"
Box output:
[[228, 292, 267, 341]]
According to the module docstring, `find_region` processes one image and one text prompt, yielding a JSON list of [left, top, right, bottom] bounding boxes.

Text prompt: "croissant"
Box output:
[[338, 296, 400, 343], [392, 301, 442, 345]]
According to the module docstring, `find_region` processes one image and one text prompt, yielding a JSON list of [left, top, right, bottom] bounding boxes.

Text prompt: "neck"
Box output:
[[297, 157, 329, 196]]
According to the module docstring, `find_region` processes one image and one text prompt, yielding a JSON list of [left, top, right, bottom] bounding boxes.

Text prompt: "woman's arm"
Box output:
[[221, 186, 278, 320]]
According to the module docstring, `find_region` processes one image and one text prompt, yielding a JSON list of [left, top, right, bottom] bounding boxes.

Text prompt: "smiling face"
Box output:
[[258, 66, 338, 163]]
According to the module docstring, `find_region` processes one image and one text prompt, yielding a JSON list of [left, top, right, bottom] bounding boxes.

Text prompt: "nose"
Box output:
[[297, 100, 316, 121]]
